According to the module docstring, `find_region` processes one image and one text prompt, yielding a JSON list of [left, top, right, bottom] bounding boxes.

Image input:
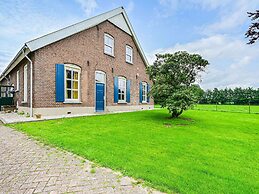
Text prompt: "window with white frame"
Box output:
[[23, 64, 27, 102], [65, 64, 81, 102], [126, 45, 133, 63], [16, 70, 20, 91], [142, 82, 147, 103], [118, 77, 126, 102], [104, 33, 114, 56]]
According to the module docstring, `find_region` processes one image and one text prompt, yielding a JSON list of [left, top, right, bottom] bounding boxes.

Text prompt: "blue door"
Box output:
[[96, 83, 105, 112]]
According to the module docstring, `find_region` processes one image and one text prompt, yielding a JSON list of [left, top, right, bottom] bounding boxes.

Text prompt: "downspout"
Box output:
[[23, 46, 33, 117]]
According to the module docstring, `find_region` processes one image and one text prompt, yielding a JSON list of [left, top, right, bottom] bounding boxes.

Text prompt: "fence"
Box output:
[[193, 104, 259, 114]]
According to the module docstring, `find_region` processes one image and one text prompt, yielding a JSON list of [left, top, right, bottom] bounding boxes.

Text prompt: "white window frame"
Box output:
[[126, 45, 133, 64], [64, 64, 81, 103], [23, 64, 27, 102], [104, 33, 114, 56], [142, 82, 147, 103], [16, 70, 20, 91], [118, 76, 126, 103]]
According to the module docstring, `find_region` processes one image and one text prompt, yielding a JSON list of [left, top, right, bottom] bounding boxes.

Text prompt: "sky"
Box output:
[[0, 0, 258, 90]]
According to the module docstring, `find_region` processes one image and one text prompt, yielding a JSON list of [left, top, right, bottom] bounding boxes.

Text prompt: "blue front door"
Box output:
[[95, 83, 105, 112]]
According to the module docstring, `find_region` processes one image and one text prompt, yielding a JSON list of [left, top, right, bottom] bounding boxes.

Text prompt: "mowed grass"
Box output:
[[194, 104, 259, 114], [9, 109, 259, 193]]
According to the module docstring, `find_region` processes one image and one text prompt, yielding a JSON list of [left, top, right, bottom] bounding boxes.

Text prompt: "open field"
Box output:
[[193, 104, 259, 114], [9, 109, 259, 193]]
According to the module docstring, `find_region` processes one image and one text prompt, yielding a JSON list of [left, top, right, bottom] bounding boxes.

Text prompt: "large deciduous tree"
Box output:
[[147, 51, 209, 118], [245, 10, 259, 44]]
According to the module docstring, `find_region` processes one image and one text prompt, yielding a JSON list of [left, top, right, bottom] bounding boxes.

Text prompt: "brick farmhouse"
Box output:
[[0, 7, 154, 117]]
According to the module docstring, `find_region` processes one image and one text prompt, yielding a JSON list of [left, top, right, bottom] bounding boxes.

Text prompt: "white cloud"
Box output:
[[152, 0, 259, 89], [75, 0, 98, 17], [147, 35, 259, 89], [202, 0, 258, 35], [0, 0, 81, 71], [157, 0, 258, 35], [156, 0, 227, 18], [0, 50, 13, 72]]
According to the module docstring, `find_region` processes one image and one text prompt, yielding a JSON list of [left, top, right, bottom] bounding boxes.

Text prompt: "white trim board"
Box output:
[[17, 105, 154, 117]]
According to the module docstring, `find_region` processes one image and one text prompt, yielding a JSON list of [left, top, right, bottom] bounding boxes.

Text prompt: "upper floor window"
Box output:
[[118, 76, 126, 103], [126, 45, 133, 63], [65, 64, 81, 102], [142, 82, 147, 103], [104, 33, 114, 56]]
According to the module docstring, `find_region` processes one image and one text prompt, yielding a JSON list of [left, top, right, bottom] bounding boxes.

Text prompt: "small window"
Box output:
[[118, 77, 126, 103], [65, 64, 81, 102], [142, 82, 147, 103], [126, 45, 133, 63], [104, 33, 114, 56], [95, 71, 105, 83], [16, 70, 20, 91]]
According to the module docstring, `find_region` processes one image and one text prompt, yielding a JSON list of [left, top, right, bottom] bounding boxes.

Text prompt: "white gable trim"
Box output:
[[108, 13, 132, 35], [0, 7, 149, 81], [26, 7, 125, 52]]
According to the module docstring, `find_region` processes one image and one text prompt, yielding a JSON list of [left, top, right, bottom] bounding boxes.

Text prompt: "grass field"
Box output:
[[9, 109, 259, 193], [193, 104, 259, 114]]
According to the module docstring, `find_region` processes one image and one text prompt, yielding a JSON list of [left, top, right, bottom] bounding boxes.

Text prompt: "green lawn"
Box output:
[[194, 104, 259, 114], [9, 109, 259, 193]]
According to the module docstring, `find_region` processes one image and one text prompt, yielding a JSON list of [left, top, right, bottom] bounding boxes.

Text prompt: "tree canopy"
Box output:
[[147, 51, 209, 117], [200, 87, 259, 105], [245, 10, 259, 44]]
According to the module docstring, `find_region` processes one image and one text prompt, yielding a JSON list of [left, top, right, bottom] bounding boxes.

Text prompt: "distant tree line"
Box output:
[[199, 87, 259, 105]]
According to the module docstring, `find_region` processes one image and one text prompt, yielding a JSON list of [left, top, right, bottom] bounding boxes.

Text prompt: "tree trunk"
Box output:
[[171, 109, 183, 118]]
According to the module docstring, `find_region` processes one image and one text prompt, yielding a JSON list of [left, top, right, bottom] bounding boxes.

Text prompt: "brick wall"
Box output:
[[0, 57, 33, 108], [32, 21, 153, 108]]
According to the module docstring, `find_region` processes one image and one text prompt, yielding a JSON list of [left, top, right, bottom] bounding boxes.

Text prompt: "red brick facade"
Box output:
[[1, 21, 153, 114]]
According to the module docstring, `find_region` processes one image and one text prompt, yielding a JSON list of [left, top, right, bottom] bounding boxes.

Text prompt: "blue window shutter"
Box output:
[[139, 81, 142, 103], [114, 76, 118, 103], [126, 79, 131, 103], [147, 83, 150, 103], [55, 64, 65, 102]]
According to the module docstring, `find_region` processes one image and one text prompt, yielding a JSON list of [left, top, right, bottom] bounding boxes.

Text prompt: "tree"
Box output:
[[190, 84, 205, 103], [245, 10, 259, 44], [147, 51, 209, 117]]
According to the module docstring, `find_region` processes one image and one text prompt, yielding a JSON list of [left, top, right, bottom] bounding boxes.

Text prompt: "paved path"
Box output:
[[0, 125, 162, 194]]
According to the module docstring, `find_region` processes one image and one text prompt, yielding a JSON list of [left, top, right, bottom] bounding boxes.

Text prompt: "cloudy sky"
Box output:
[[0, 0, 258, 89]]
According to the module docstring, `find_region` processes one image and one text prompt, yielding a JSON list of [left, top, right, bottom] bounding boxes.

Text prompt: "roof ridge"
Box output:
[[26, 6, 123, 45]]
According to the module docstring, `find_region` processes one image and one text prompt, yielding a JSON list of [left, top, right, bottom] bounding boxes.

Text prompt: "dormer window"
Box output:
[[126, 45, 133, 63], [104, 33, 114, 56]]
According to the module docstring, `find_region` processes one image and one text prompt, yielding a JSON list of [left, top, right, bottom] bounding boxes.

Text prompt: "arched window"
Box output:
[[64, 64, 81, 102]]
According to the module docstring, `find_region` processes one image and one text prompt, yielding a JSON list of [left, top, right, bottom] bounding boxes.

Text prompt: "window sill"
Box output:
[[142, 102, 148, 104], [104, 52, 115, 58], [63, 101, 82, 104], [126, 61, 133, 65], [118, 101, 127, 104], [21, 101, 27, 104]]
